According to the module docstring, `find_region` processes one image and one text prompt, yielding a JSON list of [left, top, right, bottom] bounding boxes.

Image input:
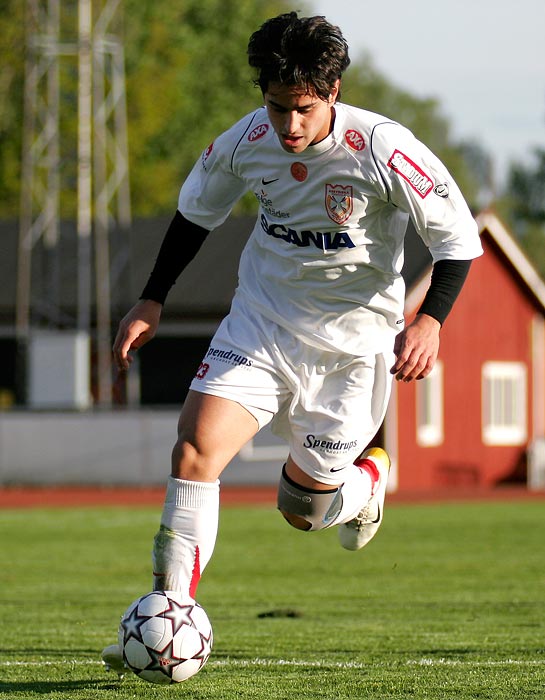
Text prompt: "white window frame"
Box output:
[[482, 361, 527, 446], [416, 360, 444, 447]]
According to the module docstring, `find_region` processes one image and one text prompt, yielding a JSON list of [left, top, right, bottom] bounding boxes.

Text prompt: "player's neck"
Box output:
[[313, 105, 336, 146]]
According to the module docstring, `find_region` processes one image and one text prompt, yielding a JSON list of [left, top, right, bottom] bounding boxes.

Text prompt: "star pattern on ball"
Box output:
[[194, 627, 213, 661], [120, 603, 148, 645], [159, 597, 196, 636], [143, 640, 186, 680]]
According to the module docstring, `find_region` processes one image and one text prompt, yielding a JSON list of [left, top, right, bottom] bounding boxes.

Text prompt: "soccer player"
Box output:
[[102, 12, 482, 674]]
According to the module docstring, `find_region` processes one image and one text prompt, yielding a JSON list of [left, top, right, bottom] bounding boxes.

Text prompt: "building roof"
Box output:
[[0, 216, 254, 326], [476, 211, 545, 310], [405, 210, 545, 316], [0, 215, 440, 328]]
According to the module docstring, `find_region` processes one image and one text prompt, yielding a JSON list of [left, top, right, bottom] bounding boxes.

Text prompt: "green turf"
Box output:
[[0, 499, 543, 698]]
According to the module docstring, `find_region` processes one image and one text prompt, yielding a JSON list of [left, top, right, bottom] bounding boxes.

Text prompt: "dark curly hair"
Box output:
[[247, 12, 350, 100]]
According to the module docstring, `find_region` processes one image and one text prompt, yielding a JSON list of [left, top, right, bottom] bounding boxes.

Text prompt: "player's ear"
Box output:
[[329, 79, 341, 103]]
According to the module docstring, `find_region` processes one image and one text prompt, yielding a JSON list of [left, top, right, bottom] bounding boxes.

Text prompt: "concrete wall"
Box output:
[[0, 411, 287, 486]]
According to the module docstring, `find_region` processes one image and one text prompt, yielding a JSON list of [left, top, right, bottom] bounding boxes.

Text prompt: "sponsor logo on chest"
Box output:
[[344, 129, 366, 151], [247, 123, 269, 142], [260, 214, 355, 251]]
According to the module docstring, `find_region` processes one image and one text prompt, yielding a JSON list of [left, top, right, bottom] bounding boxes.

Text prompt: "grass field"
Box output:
[[0, 498, 544, 699]]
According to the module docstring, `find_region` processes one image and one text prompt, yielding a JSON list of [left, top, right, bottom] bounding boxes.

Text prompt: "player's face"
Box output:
[[264, 80, 340, 153]]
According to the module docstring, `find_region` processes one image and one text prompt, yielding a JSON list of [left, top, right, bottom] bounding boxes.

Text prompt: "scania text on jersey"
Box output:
[[260, 214, 355, 250]]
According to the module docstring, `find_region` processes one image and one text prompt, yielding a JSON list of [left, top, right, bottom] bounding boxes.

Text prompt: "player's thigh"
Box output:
[[173, 390, 260, 481]]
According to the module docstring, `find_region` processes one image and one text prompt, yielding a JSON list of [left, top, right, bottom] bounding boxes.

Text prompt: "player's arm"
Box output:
[[112, 211, 210, 371], [390, 258, 472, 382], [369, 122, 481, 382], [113, 115, 253, 372]]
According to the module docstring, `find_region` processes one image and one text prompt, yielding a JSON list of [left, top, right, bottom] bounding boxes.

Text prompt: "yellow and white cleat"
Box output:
[[339, 447, 391, 551]]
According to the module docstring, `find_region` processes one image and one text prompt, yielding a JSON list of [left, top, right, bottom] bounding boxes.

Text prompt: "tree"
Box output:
[[123, 0, 294, 215], [341, 56, 488, 210], [0, 0, 25, 218], [0, 0, 486, 218], [496, 147, 545, 278], [508, 149, 545, 225], [0, 0, 294, 218]]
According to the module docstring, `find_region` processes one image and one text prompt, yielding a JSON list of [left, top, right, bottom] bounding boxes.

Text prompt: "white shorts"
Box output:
[[190, 299, 394, 484]]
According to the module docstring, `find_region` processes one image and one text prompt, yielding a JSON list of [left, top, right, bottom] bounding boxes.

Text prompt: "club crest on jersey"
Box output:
[[325, 184, 353, 225], [248, 123, 269, 142], [388, 150, 434, 198]]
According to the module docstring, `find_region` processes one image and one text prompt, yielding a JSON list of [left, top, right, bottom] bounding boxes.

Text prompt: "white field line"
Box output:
[[1, 657, 545, 669]]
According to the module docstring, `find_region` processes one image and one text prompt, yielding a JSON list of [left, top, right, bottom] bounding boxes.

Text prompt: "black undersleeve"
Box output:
[[417, 259, 472, 325], [140, 210, 210, 305]]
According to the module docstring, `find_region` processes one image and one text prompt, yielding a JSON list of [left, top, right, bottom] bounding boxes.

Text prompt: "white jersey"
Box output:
[[179, 102, 483, 355]]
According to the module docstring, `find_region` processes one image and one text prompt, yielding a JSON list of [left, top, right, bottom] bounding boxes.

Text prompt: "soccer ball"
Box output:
[[118, 590, 213, 684]]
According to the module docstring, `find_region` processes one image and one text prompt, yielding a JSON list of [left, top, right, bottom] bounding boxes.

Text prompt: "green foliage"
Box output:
[[1, 0, 486, 218], [0, 0, 25, 217], [508, 148, 545, 225], [123, 0, 297, 215], [0, 500, 544, 698], [342, 57, 486, 208], [495, 148, 545, 278]]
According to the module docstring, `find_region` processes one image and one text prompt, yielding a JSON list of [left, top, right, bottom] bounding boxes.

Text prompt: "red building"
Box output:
[[384, 212, 545, 493]]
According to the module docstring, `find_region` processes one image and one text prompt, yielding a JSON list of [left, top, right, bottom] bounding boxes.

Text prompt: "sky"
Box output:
[[310, 0, 544, 189]]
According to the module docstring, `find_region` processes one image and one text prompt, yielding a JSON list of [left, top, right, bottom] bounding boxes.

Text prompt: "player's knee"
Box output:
[[277, 465, 342, 532], [171, 438, 212, 481], [171, 438, 191, 476], [279, 510, 313, 531]]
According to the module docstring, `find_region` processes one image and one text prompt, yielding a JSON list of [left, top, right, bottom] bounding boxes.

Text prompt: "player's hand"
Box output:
[[390, 313, 441, 382], [112, 299, 163, 372]]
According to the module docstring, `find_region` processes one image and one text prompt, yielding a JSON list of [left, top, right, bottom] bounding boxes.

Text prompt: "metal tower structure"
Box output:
[[17, 0, 131, 407]]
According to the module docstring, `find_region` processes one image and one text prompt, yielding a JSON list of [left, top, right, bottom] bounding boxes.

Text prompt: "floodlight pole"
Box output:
[[17, 0, 62, 342], [17, 0, 132, 408], [78, 0, 93, 337], [93, 0, 128, 407]]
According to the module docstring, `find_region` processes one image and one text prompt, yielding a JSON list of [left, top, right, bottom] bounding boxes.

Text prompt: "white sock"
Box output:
[[152, 476, 220, 598], [332, 464, 374, 526]]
